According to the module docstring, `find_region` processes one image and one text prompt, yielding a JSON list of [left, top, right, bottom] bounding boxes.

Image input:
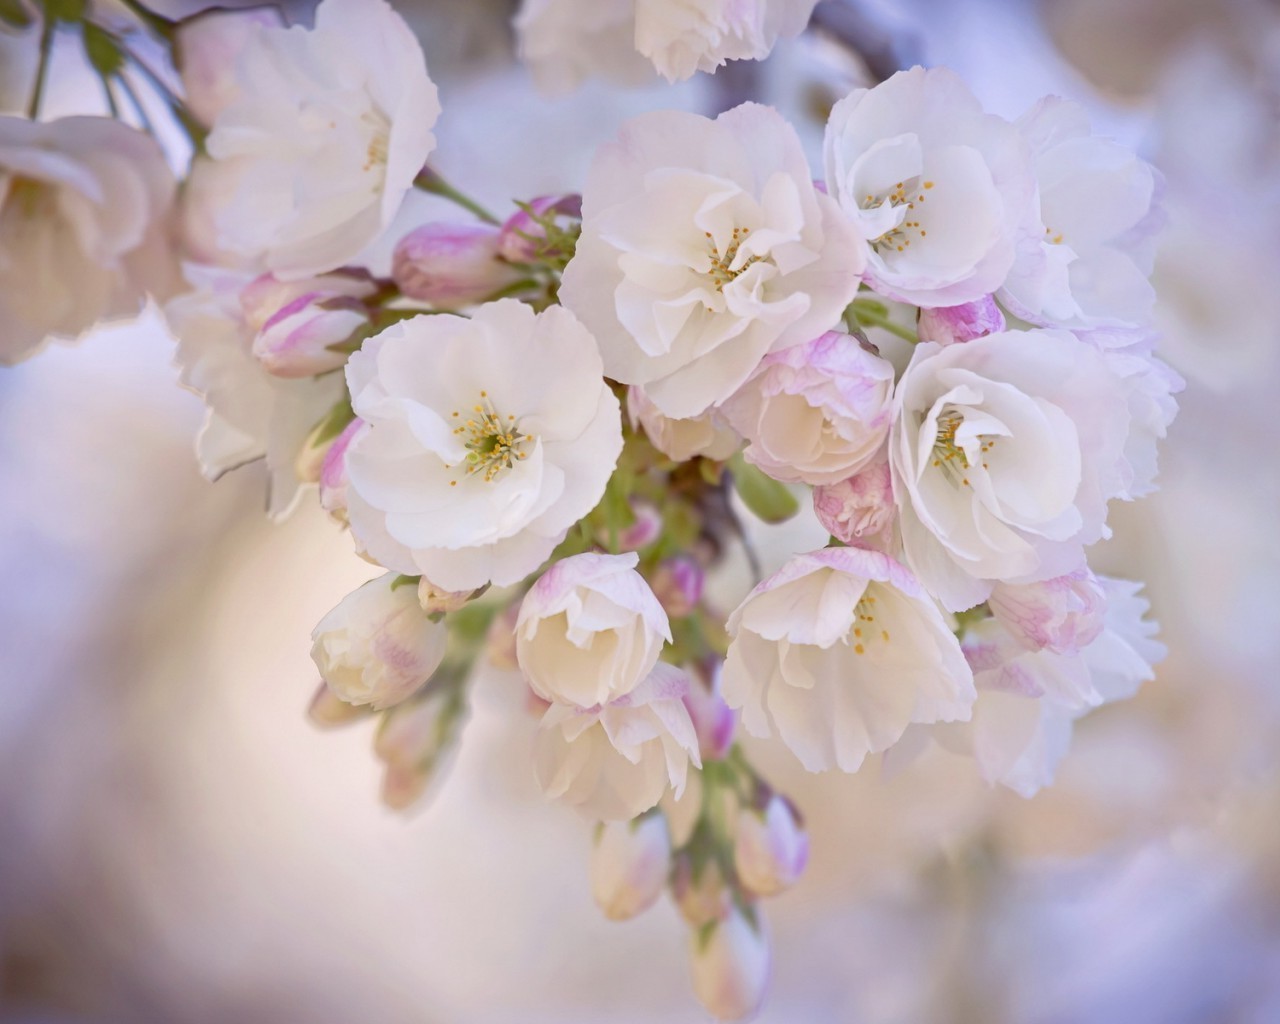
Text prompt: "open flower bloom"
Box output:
[[344, 299, 623, 591], [535, 662, 701, 820], [823, 66, 1034, 307], [1000, 97, 1162, 330], [921, 576, 1164, 796], [635, 0, 819, 82], [889, 328, 1131, 612], [517, 552, 671, 708], [310, 573, 448, 710], [514, 0, 653, 94], [722, 547, 975, 773], [168, 265, 346, 519], [202, 0, 440, 277], [628, 386, 741, 463], [721, 330, 895, 485], [1, 116, 176, 365], [561, 103, 864, 419]]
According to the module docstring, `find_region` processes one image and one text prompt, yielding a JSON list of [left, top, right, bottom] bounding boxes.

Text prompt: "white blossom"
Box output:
[[175, 5, 284, 127], [628, 386, 741, 463], [722, 547, 975, 773], [721, 330, 894, 485], [344, 299, 623, 591], [514, 0, 653, 94], [1, 116, 176, 365], [1000, 97, 1162, 329], [823, 66, 1034, 307], [310, 573, 448, 710], [202, 0, 440, 278], [989, 566, 1107, 656], [636, 0, 819, 82], [589, 814, 671, 921], [561, 103, 864, 419], [889, 328, 1131, 612], [534, 662, 701, 820], [517, 552, 671, 709]]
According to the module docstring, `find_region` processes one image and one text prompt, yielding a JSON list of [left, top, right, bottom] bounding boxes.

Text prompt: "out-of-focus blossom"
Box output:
[[1, 116, 176, 365], [202, 0, 440, 277], [517, 552, 670, 708], [616, 500, 662, 551], [392, 223, 524, 310], [812, 459, 895, 547], [989, 567, 1107, 656], [310, 573, 448, 710], [673, 854, 732, 927], [344, 300, 623, 591], [168, 265, 345, 519], [636, 0, 819, 82], [1001, 97, 1161, 329], [374, 684, 468, 811], [485, 601, 522, 672], [497, 194, 582, 264], [628, 386, 741, 462], [306, 681, 369, 729], [589, 814, 671, 920], [682, 662, 737, 761], [823, 67, 1034, 307], [534, 662, 701, 820], [890, 329, 1131, 612], [416, 577, 473, 615], [917, 295, 1006, 345], [734, 794, 808, 897], [175, 5, 285, 127], [318, 417, 363, 522], [722, 547, 974, 772], [513, 0, 653, 95], [688, 905, 770, 1021], [651, 556, 704, 619], [562, 103, 863, 419], [721, 330, 894, 485], [240, 270, 375, 378]]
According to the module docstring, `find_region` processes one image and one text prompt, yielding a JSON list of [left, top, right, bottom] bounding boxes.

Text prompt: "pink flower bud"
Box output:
[[651, 556, 704, 619], [989, 567, 1108, 656], [689, 906, 770, 1021], [241, 271, 375, 378], [918, 295, 1006, 345], [812, 460, 895, 545], [392, 222, 523, 309], [498, 194, 582, 264], [589, 814, 671, 921], [682, 663, 737, 761], [617, 500, 662, 551], [319, 418, 364, 523], [417, 576, 472, 615], [307, 682, 369, 729], [733, 795, 809, 897], [673, 854, 732, 928], [374, 686, 468, 812]]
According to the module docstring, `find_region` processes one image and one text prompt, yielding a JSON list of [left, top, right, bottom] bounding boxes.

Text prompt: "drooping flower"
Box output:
[[168, 265, 345, 519], [310, 573, 448, 710], [561, 103, 864, 419], [889, 328, 1131, 612], [734, 794, 809, 897], [589, 814, 672, 921], [534, 662, 701, 820], [720, 330, 895, 485], [635, 0, 820, 82], [202, 0, 440, 277], [344, 299, 623, 591], [1, 116, 176, 365], [1000, 97, 1162, 330], [823, 66, 1034, 307], [517, 552, 671, 708], [917, 295, 1006, 346], [627, 386, 741, 463], [688, 905, 771, 1022], [513, 0, 654, 95], [722, 547, 975, 773]]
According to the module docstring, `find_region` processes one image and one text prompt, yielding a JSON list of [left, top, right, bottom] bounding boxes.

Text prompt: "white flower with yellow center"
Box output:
[[560, 103, 864, 420], [344, 300, 623, 592], [722, 547, 975, 773], [202, 0, 440, 278]]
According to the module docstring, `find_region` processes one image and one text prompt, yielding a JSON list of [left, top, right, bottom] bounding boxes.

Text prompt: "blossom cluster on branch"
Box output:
[[0, 0, 1179, 1017]]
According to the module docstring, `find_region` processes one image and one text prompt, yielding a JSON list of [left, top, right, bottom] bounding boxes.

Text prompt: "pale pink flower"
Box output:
[[689, 906, 771, 1021], [589, 814, 671, 920], [989, 566, 1107, 656], [917, 295, 1006, 345], [734, 795, 809, 897], [812, 459, 895, 547], [392, 223, 524, 310], [636, 0, 819, 82], [627, 386, 741, 463], [240, 271, 375, 378]]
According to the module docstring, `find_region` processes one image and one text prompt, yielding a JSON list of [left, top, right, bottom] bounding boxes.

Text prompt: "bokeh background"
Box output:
[[2, 0, 1279, 1020]]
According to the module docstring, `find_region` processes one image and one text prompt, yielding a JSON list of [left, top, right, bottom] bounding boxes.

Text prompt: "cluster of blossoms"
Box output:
[[1, 0, 1179, 1017]]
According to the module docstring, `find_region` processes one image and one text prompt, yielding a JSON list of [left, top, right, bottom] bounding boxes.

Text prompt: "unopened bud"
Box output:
[[307, 681, 369, 729], [392, 223, 523, 309], [589, 814, 671, 921], [733, 795, 808, 897], [689, 906, 770, 1021], [616, 500, 662, 551], [651, 556, 704, 618], [374, 685, 467, 812], [485, 600, 521, 671], [497, 194, 582, 264], [812, 460, 894, 546], [682, 663, 737, 761], [319, 418, 364, 522], [241, 271, 375, 378], [672, 854, 731, 928], [918, 295, 1006, 346]]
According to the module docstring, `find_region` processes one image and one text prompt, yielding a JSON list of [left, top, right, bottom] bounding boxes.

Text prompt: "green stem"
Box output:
[[117, 0, 175, 41], [27, 14, 56, 119], [414, 170, 501, 226], [113, 71, 153, 134], [125, 50, 206, 147], [850, 302, 919, 344]]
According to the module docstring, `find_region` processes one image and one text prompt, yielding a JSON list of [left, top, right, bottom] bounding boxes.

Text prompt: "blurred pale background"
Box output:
[[2, 0, 1279, 1021]]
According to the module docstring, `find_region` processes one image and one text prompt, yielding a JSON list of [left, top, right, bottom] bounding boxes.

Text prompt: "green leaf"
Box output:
[[729, 454, 799, 524], [81, 22, 123, 76], [42, 0, 84, 23], [308, 394, 355, 446], [0, 0, 33, 30]]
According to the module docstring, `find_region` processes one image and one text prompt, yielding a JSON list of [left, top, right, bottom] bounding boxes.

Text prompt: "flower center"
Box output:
[[361, 110, 391, 174], [703, 227, 762, 292], [447, 391, 532, 484], [3, 176, 49, 219], [931, 409, 997, 488], [850, 592, 890, 654], [862, 178, 934, 253]]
